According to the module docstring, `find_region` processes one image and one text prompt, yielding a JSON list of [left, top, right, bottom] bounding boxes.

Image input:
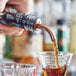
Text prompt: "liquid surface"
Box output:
[[43, 66, 66, 76]]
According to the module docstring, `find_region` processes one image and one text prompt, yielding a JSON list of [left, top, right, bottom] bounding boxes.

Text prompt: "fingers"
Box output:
[[7, 0, 21, 5], [6, 0, 34, 13], [0, 0, 8, 12], [0, 23, 24, 35], [11, 28, 24, 35], [0, 0, 32, 35]]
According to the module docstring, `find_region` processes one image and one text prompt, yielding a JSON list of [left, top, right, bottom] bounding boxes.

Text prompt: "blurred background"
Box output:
[[0, 0, 76, 76]]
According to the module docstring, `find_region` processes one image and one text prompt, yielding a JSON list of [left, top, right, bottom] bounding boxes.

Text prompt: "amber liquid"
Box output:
[[37, 24, 60, 68], [43, 66, 66, 76], [19, 56, 40, 65]]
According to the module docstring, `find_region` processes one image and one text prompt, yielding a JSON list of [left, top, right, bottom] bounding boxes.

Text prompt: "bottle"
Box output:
[[12, 33, 30, 62], [0, 9, 41, 32], [57, 19, 69, 52], [70, 17, 76, 52], [70, 0, 76, 52], [15, 30, 43, 65]]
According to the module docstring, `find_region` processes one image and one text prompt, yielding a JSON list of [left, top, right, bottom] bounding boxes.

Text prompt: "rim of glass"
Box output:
[[0, 63, 36, 69], [16, 63, 36, 69], [38, 51, 73, 68], [38, 51, 73, 55]]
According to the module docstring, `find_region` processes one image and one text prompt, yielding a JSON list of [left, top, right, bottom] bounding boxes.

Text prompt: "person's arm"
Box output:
[[0, 0, 34, 35]]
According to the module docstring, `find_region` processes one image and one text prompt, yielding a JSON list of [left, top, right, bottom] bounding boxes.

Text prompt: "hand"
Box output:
[[0, 0, 33, 35]]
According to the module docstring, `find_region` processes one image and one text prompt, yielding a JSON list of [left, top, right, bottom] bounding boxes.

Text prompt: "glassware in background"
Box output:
[[69, 14, 76, 76], [70, 0, 76, 52], [70, 17, 76, 52], [57, 19, 69, 52], [16, 64, 36, 76], [0, 63, 15, 76], [38, 51, 73, 76], [0, 63, 36, 76], [67, 53, 76, 76]]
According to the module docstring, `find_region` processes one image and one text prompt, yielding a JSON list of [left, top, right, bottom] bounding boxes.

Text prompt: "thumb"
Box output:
[[0, 0, 8, 12]]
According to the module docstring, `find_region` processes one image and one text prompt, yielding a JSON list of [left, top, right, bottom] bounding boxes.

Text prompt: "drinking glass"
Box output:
[[16, 64, 36, 76], [38, 51, 73, 76], [0, 63, 36, 76]]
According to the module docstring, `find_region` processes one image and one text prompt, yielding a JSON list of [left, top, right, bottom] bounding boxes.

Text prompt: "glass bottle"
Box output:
[[12, 30, 43, 65]]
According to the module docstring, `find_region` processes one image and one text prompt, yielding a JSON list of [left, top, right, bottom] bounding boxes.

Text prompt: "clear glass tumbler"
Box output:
[[38, 51, 73, 76], [16, 64, 36, 76], [0, 63, 36, 76]]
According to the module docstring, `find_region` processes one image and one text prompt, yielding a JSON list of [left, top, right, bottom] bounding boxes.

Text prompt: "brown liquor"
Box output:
[[36, 24, 60, 68], [43, 65, 66, 76]]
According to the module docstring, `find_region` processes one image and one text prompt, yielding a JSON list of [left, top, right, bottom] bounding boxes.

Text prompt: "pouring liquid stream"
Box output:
[[35, 24, 60, 68], [36, 24, 60, 68]]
